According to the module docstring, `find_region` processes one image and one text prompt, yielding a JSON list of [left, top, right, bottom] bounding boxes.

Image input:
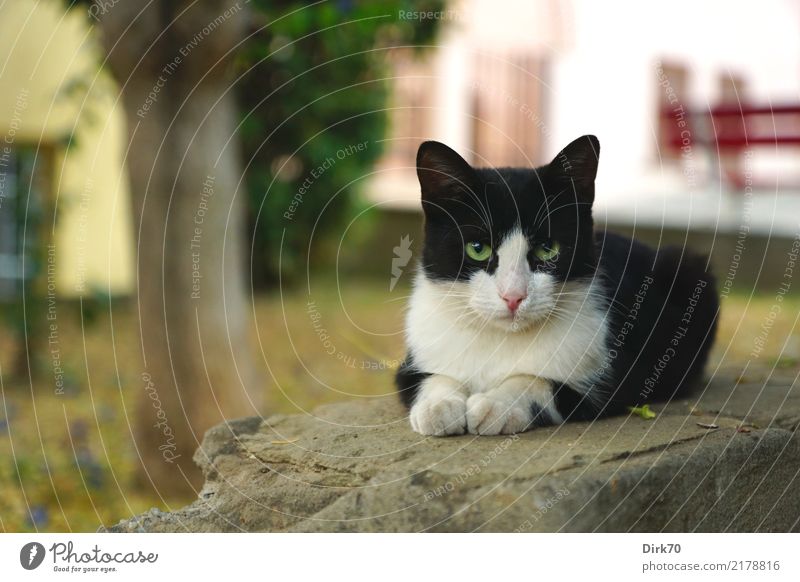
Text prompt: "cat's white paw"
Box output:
[[466, 393, 532, 435], [409, 395, 467, 436]]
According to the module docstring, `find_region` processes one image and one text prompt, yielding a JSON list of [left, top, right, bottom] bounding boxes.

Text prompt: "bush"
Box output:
[[238, 0, 443, 287]]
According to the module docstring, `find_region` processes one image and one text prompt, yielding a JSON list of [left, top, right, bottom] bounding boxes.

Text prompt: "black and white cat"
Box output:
[[396, 136, 719, 436]]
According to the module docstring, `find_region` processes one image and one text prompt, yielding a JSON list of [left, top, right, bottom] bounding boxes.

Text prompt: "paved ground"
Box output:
[[106, 366, 800, 532]]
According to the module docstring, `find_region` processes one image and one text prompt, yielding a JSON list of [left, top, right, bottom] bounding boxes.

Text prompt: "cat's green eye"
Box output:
[[534, 239, 561, 261], [465, 241, 492, 262]]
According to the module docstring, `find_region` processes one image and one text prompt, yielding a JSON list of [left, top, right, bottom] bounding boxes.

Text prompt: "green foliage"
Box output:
[[238, 0, 443, 286]]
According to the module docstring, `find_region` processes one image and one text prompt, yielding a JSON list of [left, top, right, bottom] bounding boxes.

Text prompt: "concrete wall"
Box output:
[[358, 208, 798, 294]]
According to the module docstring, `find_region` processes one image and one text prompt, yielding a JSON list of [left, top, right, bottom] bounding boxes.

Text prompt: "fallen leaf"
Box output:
[[627, 404, 657, 420]]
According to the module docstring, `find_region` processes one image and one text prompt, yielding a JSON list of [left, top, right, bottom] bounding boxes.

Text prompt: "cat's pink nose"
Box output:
[[501, 293, 526, 313]]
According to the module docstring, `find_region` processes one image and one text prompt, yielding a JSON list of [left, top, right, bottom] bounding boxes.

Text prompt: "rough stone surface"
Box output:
[[106, 369, 800, 532]]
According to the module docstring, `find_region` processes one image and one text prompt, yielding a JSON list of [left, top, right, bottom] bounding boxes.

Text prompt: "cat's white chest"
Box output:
[[406, 278, 609, 393]]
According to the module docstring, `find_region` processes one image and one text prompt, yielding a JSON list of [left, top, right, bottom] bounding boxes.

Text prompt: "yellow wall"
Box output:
[[0, 0, 133, 296]]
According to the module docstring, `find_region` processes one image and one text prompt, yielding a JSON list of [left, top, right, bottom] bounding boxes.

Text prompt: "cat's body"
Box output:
[[396, 136, 719, 436]]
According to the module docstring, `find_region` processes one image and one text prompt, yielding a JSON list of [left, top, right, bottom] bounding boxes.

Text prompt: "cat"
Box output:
[[396, 135, 719, 436]]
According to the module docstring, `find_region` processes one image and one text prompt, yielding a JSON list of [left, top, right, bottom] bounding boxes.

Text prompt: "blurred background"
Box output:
[[1, 0, 799, 531]]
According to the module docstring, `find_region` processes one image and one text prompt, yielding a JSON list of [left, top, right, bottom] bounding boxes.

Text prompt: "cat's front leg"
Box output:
[[409, 375, 468, 436], [467, 375, 563, 435]]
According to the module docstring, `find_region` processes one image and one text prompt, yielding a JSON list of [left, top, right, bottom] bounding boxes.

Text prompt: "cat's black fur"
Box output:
[[397, 136, 719, 423]]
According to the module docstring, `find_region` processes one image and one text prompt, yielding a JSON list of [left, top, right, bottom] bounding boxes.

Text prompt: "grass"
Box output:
[[1, 279, 799, 532]]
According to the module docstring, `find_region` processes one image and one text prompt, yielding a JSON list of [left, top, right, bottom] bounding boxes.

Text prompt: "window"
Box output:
[[0, 145, 50, 300], [656, 62, 689, 160], [471, 53, 544, 167]]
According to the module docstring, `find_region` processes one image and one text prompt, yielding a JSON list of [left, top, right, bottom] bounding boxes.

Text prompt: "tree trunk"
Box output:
[[97, 1, 262, 496]]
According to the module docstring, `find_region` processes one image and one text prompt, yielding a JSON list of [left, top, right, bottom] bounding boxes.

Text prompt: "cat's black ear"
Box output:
[[549, 135, 600, 203], [416, 141, 478, 212]]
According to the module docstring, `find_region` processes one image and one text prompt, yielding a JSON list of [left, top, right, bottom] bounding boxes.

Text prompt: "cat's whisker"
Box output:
[[553, 292, 630, 317]]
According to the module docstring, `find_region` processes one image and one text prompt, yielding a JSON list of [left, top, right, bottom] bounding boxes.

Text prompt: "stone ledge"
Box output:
[[106, 369, 800, 532]]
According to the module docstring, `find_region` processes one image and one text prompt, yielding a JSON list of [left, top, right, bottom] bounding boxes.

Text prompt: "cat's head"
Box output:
[[416, 135, 600, 332]]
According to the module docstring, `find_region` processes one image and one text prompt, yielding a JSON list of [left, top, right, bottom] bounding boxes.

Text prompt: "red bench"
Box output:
[[661, 103, 800, 189]]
